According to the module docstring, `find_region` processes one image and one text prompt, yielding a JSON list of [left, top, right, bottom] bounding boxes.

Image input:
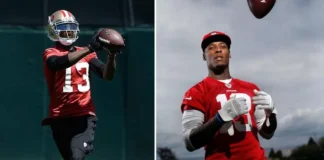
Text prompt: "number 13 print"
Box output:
[[216, 93, 253, 136], [63, 62, 90, 93]]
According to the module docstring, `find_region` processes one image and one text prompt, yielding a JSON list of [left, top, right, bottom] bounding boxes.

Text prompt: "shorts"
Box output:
[[49, 115, 98, 160]]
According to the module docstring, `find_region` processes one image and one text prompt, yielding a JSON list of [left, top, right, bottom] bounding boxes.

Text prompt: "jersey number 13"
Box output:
[[63, 62, 90, 93], [216, 93, 253, 136]]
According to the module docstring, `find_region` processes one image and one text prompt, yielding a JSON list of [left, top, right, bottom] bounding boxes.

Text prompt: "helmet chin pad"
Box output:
[[59, 38, 75, 46], [57, 30, 78, 46]]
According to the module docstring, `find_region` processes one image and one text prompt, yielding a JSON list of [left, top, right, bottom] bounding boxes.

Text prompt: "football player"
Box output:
[[181, 31, 278, 160], [41, 10, 120, 160]]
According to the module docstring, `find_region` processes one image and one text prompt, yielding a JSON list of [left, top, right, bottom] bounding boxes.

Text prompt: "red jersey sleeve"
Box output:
[[251, 83, 260, 91], [42, 48, 61, 62], [181, 86, 206, 113]]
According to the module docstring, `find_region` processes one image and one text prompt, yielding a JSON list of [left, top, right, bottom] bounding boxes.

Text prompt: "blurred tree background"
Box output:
[[157, 136, 324, 160]]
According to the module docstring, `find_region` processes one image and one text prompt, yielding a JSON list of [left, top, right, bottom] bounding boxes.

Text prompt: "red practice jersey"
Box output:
[[181, 77, 266, 160], [42, 45, 97, 121]]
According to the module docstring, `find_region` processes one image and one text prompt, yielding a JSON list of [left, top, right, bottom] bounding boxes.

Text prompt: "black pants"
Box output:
[[50, 115, 98, 160]]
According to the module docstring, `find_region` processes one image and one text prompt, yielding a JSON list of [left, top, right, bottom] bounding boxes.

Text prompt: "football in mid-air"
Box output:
[[247, 0, 276, 19], [98, 28, 125, 50]]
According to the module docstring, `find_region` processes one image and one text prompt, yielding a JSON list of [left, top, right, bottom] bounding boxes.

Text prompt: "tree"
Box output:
[[290, 143, 323, 160], [267, 136, 324, 160], [318, 137, 324, 149], [276, 150, 283, 159], [157, 147, 178, 160], [307, 137, 317, 146], [269, 148, 276, 158]]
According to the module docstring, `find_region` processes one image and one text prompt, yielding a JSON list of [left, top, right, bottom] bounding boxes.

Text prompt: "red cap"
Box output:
[[201, 31, 231, 51]]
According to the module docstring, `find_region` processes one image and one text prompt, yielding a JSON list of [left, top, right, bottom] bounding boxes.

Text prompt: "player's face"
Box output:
[[204, 41, 230, 67], [59, 31, 77, 38]]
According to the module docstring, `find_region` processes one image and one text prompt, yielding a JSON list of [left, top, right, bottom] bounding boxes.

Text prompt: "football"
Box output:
[[247, 0, 276, 19], [98, 28, 125, 50]]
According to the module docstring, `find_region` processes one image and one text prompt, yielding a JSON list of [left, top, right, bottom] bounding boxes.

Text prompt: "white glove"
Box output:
[[218, 94, 249, 122], [254, 107, 267, 130], [252, 89, 277, 117]]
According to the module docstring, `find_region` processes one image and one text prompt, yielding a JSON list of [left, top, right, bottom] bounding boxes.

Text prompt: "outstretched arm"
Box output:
[[102, 53, 116, 80], [45, 29, 105, 71], [89, 53, 116, 81], [46, 48, 92, 71]]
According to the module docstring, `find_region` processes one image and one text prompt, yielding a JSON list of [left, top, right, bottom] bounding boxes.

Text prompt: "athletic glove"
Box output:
[[218, 94, 249, 122], [88, 28, 103, 52], [252, 89, 277, 117]]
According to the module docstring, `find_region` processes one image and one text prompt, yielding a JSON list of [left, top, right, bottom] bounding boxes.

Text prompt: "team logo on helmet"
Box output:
[[50, 15, 54, 21]]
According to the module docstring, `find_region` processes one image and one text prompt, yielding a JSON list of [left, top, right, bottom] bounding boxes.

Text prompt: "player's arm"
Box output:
[[46, 30, 103, 71], [182, 107, 224, 152], [253, 89, 277, 139], [102, 51, 117, 81], [259, 112, 277, 139], [46, 48, 92, 71], [182, 95, 248, 152], [89, 53, 116, 81]]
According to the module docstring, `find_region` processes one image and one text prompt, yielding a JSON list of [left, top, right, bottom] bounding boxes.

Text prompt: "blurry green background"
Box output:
[[0, 0, 154, 159]]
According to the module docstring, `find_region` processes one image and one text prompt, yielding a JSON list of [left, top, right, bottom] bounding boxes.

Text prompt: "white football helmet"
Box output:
[[47, 10, 79, 46]]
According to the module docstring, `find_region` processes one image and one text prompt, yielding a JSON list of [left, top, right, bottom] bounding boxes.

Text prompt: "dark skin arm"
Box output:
[[188, 111, 224, 150], [46, 28, 110, 71], [66, 47, 92, 65], [259, 113, 277, 139], [89, 53, 116, 81], [102, 53, 116, 81], [46, 47, 92, 71]]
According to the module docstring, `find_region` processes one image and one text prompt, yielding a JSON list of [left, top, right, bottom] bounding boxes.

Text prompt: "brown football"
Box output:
[[98, 28, 125, 50], [247, 0, 276, 19]]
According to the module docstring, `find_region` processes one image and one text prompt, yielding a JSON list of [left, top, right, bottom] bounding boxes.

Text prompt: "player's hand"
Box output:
[[252, 89, 277, 117], [88, 28, 103, 52], [218, 94, 249, 122], [254, 105, 267, 130]]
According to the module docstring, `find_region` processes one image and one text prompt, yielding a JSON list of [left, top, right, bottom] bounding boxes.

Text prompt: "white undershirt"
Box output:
[[218, 78, 232, 84]]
